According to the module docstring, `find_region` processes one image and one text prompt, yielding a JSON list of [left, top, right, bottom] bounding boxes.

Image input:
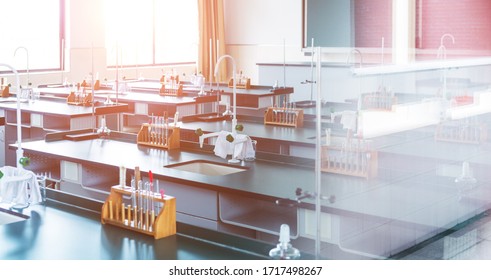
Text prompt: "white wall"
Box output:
[[223, 0, 307, 83]]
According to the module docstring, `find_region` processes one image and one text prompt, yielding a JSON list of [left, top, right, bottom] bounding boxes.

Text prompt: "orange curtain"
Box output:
[[198, 0, 226, 83]]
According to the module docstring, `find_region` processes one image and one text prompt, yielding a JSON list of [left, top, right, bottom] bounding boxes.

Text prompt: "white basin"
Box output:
[[166, 160, 247, 176]]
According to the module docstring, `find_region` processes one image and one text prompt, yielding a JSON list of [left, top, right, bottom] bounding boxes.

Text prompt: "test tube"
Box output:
[[288, 103, 292, 124], [133, 206, 138, 228], [119, 165, 126, 188], [155, 179, 160, 213], [144, 181, 150, 230], [131, 176, 136, 210], [138, 180, 143, 229], [158, 116, 163, 145], [164, 115, 169, 146], [150, 183, 154, 215]]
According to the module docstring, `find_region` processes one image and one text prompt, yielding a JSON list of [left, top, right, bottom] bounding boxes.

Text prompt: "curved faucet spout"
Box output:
[[437, 34, 455, 60], [13, 46, 29, 87], [214, 55, 238, 134], [440, 33, 455, 46], [0, 63, 23, 168], [346, 49, 363, 68]]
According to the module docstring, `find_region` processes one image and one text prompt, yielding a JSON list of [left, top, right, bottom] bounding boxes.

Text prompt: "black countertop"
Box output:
[[179, 119, 318, 146], [125, 80, 293, 97], [16, 135, 435, 221], [12, 125, 491, 262], [0, 200, 272, 260], [38, 87, 204, 106], [19, 138, 317, 204], [0, 98, 127, 117], [16, 125, 491, 222], [37, 82, 293, 105]]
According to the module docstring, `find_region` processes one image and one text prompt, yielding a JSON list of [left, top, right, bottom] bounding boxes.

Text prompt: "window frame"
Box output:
[[0, 0, 65, 74], [105, 0, 198, 69]]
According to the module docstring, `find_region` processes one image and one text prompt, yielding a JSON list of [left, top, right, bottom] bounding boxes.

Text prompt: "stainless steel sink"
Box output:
[[165, 160, 247, 176]]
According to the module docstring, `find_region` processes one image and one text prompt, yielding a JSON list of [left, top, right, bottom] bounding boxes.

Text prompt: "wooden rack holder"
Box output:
[[67, 91, 93, 106], [137, 123, 180, 150], [159, 83, 183, 96], [228, 78, 251, 89], [362, 94, 397, 111], [1, 86, 9, 98], [101, 185, 176, 239], [434, 123, 487, 145], [320, 145, 378, 179], [264, 107, 304, 127], [160, 75, 179, 84], [80, 80, 100, 90]]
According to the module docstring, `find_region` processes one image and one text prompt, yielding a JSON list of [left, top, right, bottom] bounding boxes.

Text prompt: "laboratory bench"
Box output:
[[4, 135, 326, 259], [37, 81, 294, 113], [4, 85, 491, 258], [0, 98, 128, 166], [12, 122, 491, 259], [17, 135, 316, 230], [0, 197, 275, 260], [118, 79, 294, 107], [36, 82, 294, 133], [36, 86, 220, 132]]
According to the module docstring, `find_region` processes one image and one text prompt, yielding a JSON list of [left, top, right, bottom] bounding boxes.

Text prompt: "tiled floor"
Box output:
[[399, 210, 491, 259]]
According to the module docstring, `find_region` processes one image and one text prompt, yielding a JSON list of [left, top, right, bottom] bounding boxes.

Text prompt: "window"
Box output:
[[415, 0, 491, 60], [104, 0, 198, 67], [0, 0, 62, 72]]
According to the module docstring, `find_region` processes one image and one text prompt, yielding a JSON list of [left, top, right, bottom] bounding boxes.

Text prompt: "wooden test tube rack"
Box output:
[[264, 107, 304, 127], [434, 123, 487, 145], [320, 145, 378, 179], [1, 85, 9, 97], [159, 83, 183, 96], [67, 91, 93, 106], [101, 186, 176, 239], [137, 123, 180, 150], [362, 94, 397, 111], [228, 78, 251, 89]]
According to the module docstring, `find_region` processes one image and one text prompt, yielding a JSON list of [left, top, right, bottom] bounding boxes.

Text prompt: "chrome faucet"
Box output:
[[13, 47, 30, 87], [198, 54, 239, 148], [0, 63, 24, 168], [215, 54, 238, 134], [346, 48, 363, 68], [437, 33, 455, 100], [437, 33, 455, 60], [97, 116, 111, 137], [198, 55, 252, 163]]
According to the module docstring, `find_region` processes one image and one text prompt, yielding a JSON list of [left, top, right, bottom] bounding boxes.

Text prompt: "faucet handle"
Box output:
[[195, 128, 205, 147], [295, 187, 303, 196]]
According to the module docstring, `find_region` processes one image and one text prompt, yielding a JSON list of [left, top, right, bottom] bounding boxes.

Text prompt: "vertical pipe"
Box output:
[[115, 42, 119, 99], [283, 38, 286, 89], [209, 38, 213, 86], [216, 39, 219, 65], [91, 43, 96, 130], [381, 37, 385, 66], [215, 55, 237, 134], [0, 64, 22, 167], [310, 38, 314, 103], [61, 38, 65, 83], [315, 47, 322, 259]]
